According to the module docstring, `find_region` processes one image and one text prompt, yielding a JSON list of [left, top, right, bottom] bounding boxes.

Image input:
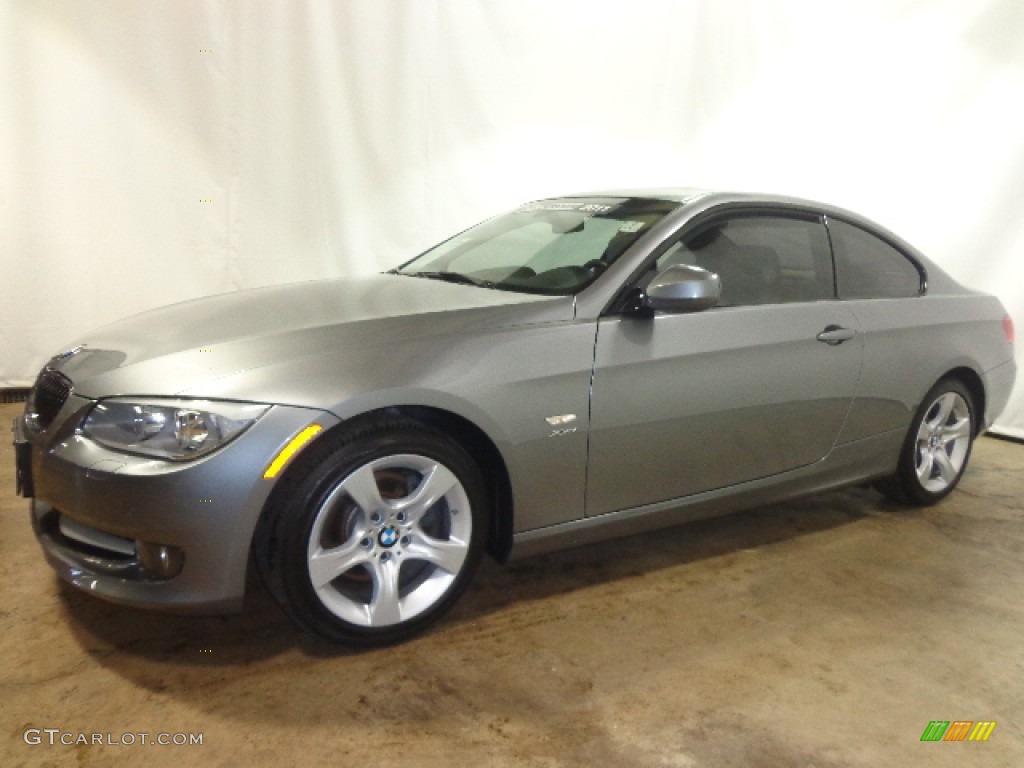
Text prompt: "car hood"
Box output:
[[51, 274, 572, 401]]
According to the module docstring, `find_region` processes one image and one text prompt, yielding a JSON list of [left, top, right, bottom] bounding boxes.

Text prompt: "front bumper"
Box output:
[[22, 395, 338, 614]]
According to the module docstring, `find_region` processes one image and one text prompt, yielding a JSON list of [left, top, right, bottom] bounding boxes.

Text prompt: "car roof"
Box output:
[[554, 188, 904, 240], [556, 187, 867, 210]]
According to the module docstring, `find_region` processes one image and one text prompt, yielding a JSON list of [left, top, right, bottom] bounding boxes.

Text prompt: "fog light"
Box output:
[[136, 541, 185, 578]]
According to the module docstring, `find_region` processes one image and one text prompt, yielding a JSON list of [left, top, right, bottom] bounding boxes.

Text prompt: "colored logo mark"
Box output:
[[920, 720, 996, 742]]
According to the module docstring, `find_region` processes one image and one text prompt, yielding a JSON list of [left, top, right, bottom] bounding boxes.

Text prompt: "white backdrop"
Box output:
[[3, 0, 1023, 436]]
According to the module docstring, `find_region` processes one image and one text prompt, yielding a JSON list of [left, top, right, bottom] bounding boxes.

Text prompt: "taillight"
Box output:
[[1004, 314, 1015, 345]]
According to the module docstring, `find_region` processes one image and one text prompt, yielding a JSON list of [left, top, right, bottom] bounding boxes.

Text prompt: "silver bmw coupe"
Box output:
[[14, 189, 1016, 645]]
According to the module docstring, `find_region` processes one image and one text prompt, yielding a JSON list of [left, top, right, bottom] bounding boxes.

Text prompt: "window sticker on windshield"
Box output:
[[517, 202, 613, 215], [618, 221, 644, 233]]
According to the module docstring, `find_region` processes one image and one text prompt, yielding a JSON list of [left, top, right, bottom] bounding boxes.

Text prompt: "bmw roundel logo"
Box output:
[[378, 526, 398, 548]]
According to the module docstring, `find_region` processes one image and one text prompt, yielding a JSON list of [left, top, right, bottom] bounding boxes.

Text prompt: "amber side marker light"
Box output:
[[263, 425, 323, 479], [1004, 314, 1015, 345]]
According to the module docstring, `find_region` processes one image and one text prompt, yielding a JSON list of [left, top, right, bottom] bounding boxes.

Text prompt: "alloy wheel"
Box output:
[[305, 453, 472, 627]]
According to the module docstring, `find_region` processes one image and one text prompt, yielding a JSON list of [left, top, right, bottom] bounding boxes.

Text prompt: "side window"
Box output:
[[829, 219, 923, 299], [651, 215, 834, 306]]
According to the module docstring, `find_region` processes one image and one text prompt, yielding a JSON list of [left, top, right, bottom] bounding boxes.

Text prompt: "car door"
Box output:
[[586, 212, 863, 517]]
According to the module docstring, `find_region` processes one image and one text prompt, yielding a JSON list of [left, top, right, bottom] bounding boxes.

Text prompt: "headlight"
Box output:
[[82, 399, 269, 460]]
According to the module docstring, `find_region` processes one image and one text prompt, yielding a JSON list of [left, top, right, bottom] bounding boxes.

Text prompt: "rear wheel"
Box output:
[[256, 419, 488, 645], [876, 378, 976, 506]]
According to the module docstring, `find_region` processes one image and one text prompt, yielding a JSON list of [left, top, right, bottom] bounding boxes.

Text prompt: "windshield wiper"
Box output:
[[403, 271, 496, 289]]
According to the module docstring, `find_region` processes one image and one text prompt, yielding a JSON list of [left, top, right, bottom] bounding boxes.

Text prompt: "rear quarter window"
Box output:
[[829, 219, 923, 299]]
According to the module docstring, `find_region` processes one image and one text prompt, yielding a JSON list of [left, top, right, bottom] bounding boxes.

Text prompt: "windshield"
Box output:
[[395, 197, 680, 295]]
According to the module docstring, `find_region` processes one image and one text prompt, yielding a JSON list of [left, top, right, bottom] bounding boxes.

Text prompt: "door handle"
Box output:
[[816, 325, 856, 345]]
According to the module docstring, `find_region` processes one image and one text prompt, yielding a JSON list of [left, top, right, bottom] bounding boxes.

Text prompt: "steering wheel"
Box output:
[[582, 259, 608, 273]]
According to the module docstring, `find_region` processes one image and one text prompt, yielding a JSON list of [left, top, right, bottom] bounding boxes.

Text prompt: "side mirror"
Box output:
[[644, 265, 721, 313]]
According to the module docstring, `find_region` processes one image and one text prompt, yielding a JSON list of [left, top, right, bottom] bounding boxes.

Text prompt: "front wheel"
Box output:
[[256, 419, 488, 645], [876, 378, 976, 506]]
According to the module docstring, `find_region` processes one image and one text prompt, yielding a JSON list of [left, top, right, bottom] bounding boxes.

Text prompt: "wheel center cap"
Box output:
[[929, 435, 942, 449], [378, 526, 398, 548]]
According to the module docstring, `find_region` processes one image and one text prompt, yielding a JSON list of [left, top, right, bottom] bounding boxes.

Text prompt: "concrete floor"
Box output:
[[2, 400, 1022, 767]]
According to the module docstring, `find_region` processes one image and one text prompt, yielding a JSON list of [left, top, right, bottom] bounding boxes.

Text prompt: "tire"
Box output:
[[255, 417, 489, 646], [875, 378, 976, 506]]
